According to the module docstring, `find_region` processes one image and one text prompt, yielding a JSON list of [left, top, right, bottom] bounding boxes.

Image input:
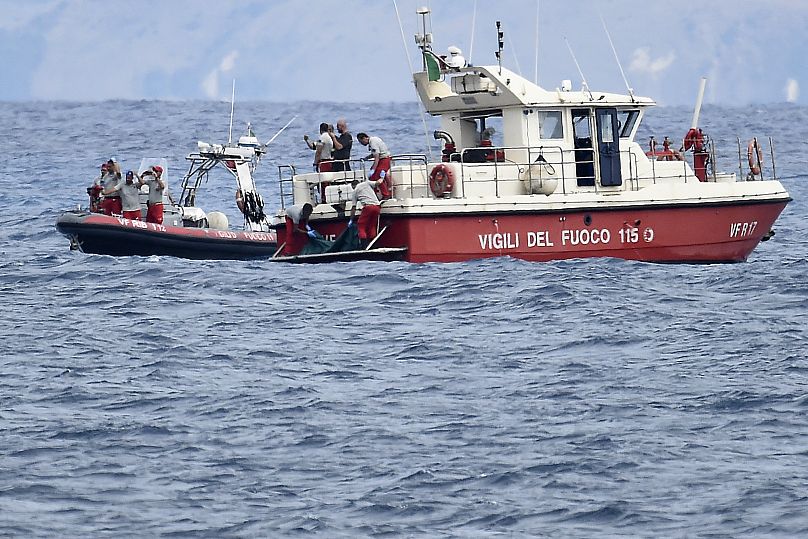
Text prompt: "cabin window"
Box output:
[[538, 110, 563, 139], [617, 110, 639, 138], [599, 112, 615, 143]]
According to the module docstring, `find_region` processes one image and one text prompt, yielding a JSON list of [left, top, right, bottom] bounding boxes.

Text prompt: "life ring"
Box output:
[[429, 164, 454, 197], [747, 138, 763, 175]]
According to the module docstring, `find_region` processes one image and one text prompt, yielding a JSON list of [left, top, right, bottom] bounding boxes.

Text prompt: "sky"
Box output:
[[0, 0, 805, 105]]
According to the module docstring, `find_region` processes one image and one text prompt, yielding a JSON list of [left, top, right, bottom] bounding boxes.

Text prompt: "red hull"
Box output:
[[56, 212, 278, 259], [289, 200, 788, 263]]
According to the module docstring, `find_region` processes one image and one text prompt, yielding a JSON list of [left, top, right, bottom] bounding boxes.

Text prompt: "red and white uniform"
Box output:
[[367, 136, 392, 199], [143, 173, 165, 224], [284, 204, 310, 255], [351, 181, 381, 241]]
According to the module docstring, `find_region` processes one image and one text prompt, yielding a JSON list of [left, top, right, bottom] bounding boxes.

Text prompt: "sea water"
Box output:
[[1, 100, 807, 537]]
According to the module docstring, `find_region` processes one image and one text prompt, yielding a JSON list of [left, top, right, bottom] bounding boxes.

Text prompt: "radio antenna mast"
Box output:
[[393, 1, 434, 159], [600, 14, 635, 102], [468, 0, 478, 64], [495, 21, 504, 75], [534, 0, 540, 84], [564, 37, 593, 101]]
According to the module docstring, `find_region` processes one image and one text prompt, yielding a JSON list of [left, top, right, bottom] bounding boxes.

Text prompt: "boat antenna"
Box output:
[[228, 79, 236, 145], [495, 21, 504, 75], [468, 0, 477, 64], [394, 0, 434, 160], [264, 115, 297, 147], [564, 37, 593, 101], [506, 32, 523, 77], [599, 13, 635, 102], [534, 0, 540, 84]]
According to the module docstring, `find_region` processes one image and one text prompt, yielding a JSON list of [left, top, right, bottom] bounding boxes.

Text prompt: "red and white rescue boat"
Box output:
[[273, 9, 790, 264]]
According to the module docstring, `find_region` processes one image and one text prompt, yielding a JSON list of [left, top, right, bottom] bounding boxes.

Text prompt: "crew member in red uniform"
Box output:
[[283, 203, 315, 255], [99, 159, 122, 215], [357, 132, 392, 199], [348, 178, 381, 250], [103, 170, 142, 220], [142, 165, 166, 224]]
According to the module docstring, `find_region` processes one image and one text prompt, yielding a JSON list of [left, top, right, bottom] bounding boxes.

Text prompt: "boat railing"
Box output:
[[735, 136, 777, 182], [390, 154, 430, 198], [455, 145, 569, 197], [394, 145, 696, 198], [278, 158, 371, 208]]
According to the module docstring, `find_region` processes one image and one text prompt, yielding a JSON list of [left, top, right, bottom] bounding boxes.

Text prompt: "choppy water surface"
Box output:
[[1, 100, 807, 537]]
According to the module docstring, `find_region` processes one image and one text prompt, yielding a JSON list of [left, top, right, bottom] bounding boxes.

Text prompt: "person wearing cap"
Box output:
[[98, 160, 123, 215], [357, 132, 392, 199], [283, 203, 315, 255], [103, 170, 142, 221], [141, 165, 166, 224], [348, 178, 382, 250]]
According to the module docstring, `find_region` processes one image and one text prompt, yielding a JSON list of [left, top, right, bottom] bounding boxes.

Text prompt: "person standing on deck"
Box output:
[[304, 123, 334, 172], [283, 203, 315, 255], [103, 170, 142, 221], [88, 163, 108, 213], [99, 158, 122, 215], [329, 118, 353, 171], [357, 132, 392, 199], [348, 178, 382, 250], [141, 165, 166, 224]]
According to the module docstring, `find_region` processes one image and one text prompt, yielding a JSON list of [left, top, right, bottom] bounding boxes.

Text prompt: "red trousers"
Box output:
[[123, 210, 141, 221], [370, 157, 392, 199], [358, 204, 381, 240], [146, 203, 163, 224], [284, 217, 308, 255], [101, 197, 122, 216]]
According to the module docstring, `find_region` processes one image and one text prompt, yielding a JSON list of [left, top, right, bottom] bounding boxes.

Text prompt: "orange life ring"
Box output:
[[747, 139, 763, 175], [429, 164, 454, 197]]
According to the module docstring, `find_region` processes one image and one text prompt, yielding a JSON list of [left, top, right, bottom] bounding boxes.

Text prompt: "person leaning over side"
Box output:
[[329, 118, 353, 172], [103, 170, 142, 221], [357, 132, 392, 199], [348, 178, 382, 250], [303, 122, 334, 172], [141, 165, 166, 224], [283, 202, 316, 256]]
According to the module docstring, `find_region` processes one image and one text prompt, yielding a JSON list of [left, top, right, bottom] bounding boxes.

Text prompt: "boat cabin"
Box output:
[[412, 59, 674, 197]]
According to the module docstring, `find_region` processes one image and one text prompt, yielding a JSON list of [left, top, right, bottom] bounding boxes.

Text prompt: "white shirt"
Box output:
[[286, 204, 308, 224], [351, 181, 381, 207], [316, 132, 333, 162], [367, 136, 390, 158]]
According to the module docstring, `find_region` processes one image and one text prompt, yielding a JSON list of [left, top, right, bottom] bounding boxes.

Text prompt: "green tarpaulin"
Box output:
[[300, 226, 362, 255]]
